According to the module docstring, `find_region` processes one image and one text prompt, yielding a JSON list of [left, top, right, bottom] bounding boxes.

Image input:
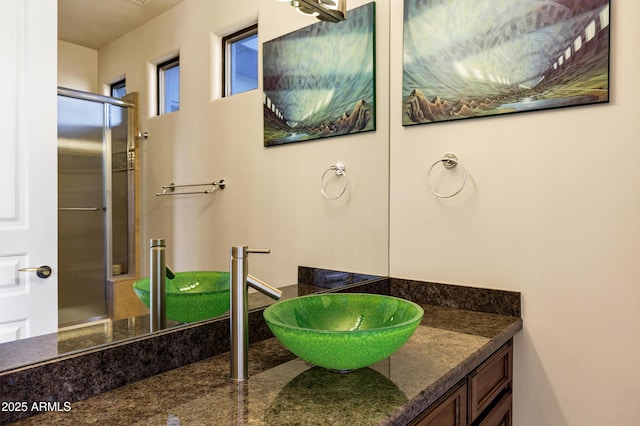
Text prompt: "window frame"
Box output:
[[110, 79, 126, 99], [222, 24, 258, 97], [157, 56, 180, 115]]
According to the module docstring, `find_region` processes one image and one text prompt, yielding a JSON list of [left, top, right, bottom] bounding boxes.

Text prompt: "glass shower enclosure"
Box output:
[[57, 88, 136, 327]]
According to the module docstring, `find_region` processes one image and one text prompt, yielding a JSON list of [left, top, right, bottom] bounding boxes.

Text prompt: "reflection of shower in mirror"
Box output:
[[58, 88, 140, 329]]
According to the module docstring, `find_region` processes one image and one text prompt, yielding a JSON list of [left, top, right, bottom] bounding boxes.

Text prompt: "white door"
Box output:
[[0, 0, 58, 342]]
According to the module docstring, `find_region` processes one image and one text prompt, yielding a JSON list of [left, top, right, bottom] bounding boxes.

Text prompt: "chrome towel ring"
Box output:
[[320, 162, 348, 200], [427, 154, 467, 198]]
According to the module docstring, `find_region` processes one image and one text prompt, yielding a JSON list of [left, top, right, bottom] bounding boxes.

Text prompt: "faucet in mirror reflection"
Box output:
[[230, 246, 282, 382], [149, 238, 171, 332]]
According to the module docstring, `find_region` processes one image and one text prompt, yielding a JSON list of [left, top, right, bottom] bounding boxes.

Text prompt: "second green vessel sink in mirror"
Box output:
[[263, 293, 424, 372], [133, 271, 230, 323]]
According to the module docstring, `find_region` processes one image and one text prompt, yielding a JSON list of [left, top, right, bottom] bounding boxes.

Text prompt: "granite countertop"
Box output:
[[0, 283, 325, 373], [10, 304, 522, 425]]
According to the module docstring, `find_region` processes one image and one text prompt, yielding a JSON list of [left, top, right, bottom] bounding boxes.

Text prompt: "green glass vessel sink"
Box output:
[[263, 293, 424, 372], [133, 271, 230, 323]]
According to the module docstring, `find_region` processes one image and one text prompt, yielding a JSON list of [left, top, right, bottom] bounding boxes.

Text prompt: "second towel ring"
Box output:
[[427, 154, 467, 198], [321, 162, 348, 200]]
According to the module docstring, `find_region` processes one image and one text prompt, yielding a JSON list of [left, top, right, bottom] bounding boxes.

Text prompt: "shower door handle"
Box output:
[[18, 265, 52, 279], [58, 207, 103, 211]]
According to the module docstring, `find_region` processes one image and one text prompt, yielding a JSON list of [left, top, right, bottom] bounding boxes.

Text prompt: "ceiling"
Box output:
[[58, 0, 184, 50]]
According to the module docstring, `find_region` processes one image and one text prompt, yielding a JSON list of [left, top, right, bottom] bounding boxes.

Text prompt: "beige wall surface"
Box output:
[[58, 0, 639, 424], [96, 0, 390, 286], [58, 40, 98, 92], [390, 2, 639, 425]]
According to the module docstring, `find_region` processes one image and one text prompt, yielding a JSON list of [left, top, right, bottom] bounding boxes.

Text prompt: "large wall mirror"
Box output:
[[0, 0, 389, 372]]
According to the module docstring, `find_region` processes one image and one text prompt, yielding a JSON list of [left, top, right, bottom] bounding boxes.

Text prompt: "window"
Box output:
[[111, 79, 126, 99], [585, 20, 596, 42], [158, 56, 180, 114], [223, 25, 258, 97], [600, 5, 609, 29], [573, 36, 582, 52]]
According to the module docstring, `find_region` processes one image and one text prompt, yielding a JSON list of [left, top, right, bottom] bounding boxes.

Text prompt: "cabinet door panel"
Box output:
[[477, 391, 512, 426], [469, 342, 513, 422], [410, 382, 468, 426]]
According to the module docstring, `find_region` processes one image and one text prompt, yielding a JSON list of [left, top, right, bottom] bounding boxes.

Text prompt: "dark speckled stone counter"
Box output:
[[0, 267, 377, 374], [8, 303, 521, 425], [1, 271, 521, 425]]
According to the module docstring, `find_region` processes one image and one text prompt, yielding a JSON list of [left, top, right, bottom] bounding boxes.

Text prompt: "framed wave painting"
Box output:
[[402, 0, 610, 126], [263, 2, 376, 147]]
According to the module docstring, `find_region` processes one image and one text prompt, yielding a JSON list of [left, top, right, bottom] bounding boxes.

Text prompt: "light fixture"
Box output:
[[293, 1, 319, 17], [125, 0, 152, 5], [285, 0, 346, 23]]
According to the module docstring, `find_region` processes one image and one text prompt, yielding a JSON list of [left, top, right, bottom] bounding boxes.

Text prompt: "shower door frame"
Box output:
[[57, 87, 139, 327]]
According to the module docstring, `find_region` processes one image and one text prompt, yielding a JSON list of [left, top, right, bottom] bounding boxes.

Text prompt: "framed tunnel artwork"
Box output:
[[402, 0, 610, 126], [263, 2, 376, 147]]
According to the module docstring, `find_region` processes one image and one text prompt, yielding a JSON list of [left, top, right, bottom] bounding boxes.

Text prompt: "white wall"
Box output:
[[58, 40, 98, 92], [389, 2, 640, 425], [97, 0, 390, 286]]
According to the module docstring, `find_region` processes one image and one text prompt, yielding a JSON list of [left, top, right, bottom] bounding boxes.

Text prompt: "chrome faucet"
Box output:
[[230, 246, 282, 382], [149, 238, 176, 332], [149, 239, 168, 332]]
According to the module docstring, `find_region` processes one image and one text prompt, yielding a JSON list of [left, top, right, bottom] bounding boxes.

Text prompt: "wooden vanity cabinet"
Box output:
[[409, 340, 513, 426]]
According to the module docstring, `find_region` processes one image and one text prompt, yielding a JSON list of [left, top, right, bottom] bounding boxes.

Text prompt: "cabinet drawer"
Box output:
[[409, 381, 468, 426], [477, 390, 512, 426], [468, 341, 513, 422]]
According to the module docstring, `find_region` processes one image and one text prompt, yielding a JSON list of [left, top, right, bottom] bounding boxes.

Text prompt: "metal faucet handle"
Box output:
[[247, 248, 270, 254], [230, 246, 270, 259]]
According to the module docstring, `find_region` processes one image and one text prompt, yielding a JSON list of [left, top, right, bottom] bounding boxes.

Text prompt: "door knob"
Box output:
[[18, 265, 52, 279]]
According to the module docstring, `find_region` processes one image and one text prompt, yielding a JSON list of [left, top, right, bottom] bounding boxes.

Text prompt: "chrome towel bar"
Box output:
[[156, 179, 226, 196], [58, 207, 103, 211]]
